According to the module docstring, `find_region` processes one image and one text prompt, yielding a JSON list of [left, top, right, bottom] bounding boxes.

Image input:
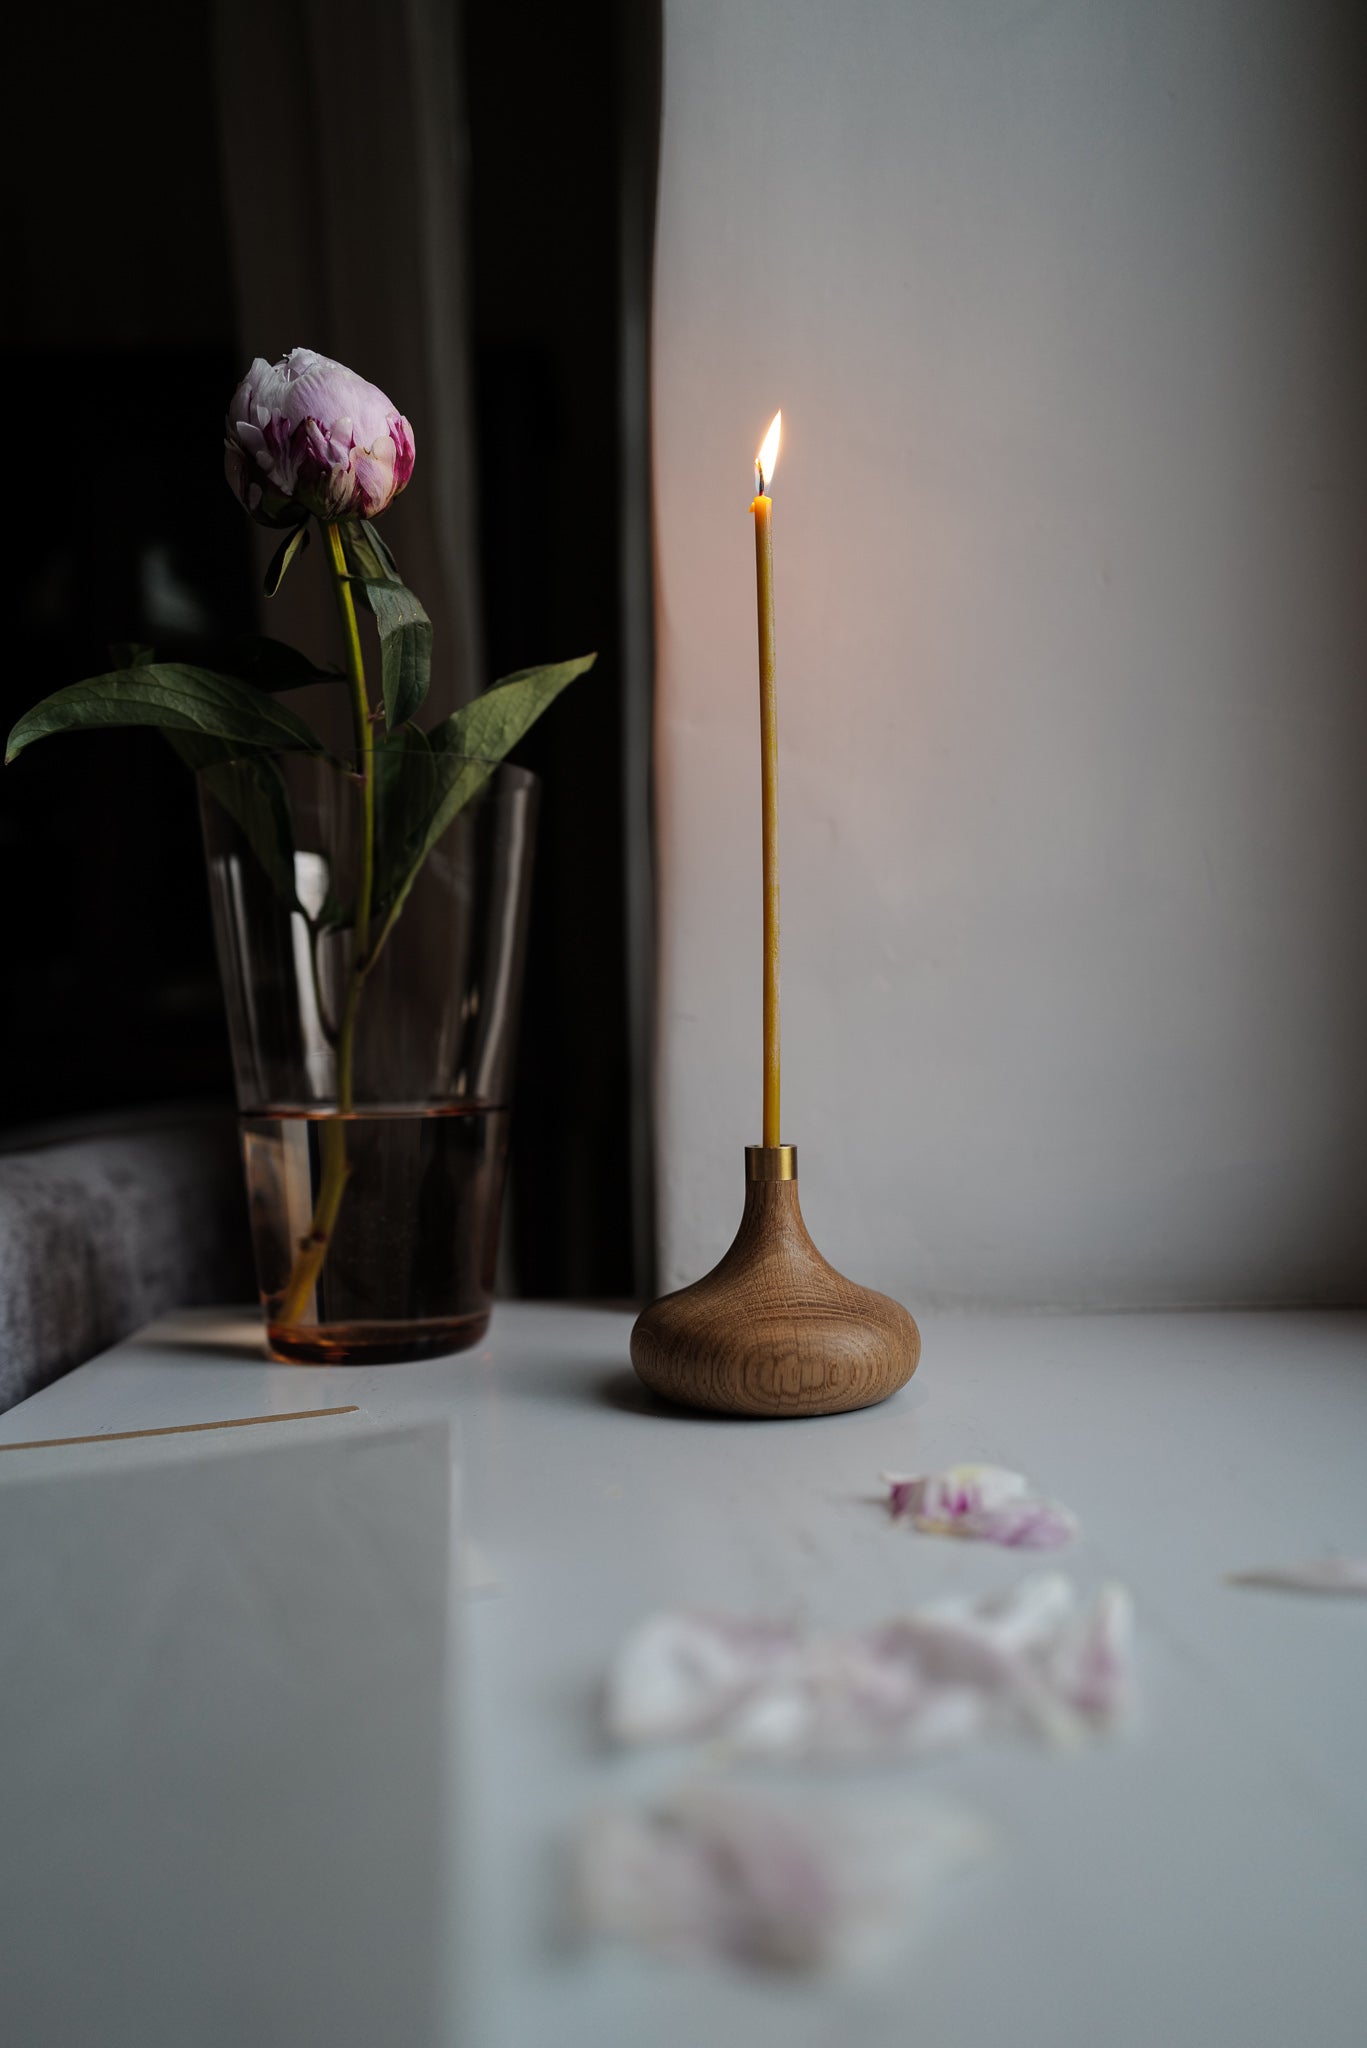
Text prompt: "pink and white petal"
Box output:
[[574, 1787, 991, 1975], [1047, 1583, 1135, 1730], [1226, 1558, 1367, 1596], [922, 1573, 1080, 1656], [730, 1630, 934, 1759], [326, 418, 355, 467], [605, 1609, 803, 1744], [882, 1464, 1078, 1548], [389, 412, 416, 492], [301, 417, 333, 467], [968, 1496, 1079, 1549], [884, 1464, 1030, 1529], [224, 357, 272, 429], [351, 436, 397, 517], [896, 1581, 1086, 1746], [319, 462, 358, 516], [885, 1475, 919, 1519], [604, 1575, 1131, 1762], [939, 1464, 1031, 1514], [261, 412, 295, 464], [576, 1790, 841, 1970]]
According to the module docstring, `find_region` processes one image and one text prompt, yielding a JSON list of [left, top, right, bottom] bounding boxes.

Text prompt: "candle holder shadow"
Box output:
[[631, 1146, 919, 1417]]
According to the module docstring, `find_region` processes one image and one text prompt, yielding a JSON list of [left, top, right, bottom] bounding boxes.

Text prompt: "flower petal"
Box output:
[[605, 1609, 803, 1743], [606, 1577, 1132, 1762], [574, 1786, 991, 1974], [351, 435, 397, 518], [883, 1463, 1078, 1548], [389, 413, 416, 494], [1046, 1582, 1134, 1729]]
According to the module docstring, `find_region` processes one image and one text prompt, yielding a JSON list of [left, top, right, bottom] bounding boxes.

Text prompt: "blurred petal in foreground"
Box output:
[[574, 1786, 990, 1974], [606, 1575, 1133, 1762]]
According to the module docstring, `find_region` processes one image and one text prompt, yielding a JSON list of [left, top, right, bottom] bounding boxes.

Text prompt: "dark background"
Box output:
[[0, 1, 659, 1301]]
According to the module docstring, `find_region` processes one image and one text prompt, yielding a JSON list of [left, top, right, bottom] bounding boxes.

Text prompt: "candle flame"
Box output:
[[755, 409, 782, 494]]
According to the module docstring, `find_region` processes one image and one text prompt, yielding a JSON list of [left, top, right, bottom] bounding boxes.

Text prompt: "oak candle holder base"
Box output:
[[630, 1145, 920, 1418]]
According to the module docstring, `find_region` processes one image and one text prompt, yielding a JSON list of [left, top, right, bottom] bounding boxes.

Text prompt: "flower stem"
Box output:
[[275, 522, 377, 1334], [327, 520, 375, 974]]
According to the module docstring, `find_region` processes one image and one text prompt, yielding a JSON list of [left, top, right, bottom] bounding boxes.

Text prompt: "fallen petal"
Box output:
[[920, 1571, 1079, 1654], [573, 1786, 990, 1974], [605, 1609, 803, 1744], [606, 1576, 1133, 1762], [1226, 1558, 1367, 1596], [1047, 1583, 1135, 1729], [895, 1575, 1088, 1747], [882, 1463, 1078, 1549]]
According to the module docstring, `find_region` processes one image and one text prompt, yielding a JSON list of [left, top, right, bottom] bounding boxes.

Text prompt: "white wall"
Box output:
[[652, 0, 1367, 1307]]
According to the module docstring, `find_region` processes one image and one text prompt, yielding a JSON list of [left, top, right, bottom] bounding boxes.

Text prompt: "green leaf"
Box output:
[[372, 581, 432, 729], [342, 525, 384, 583], [345, 522, 396, 584], [168, 732, 301, 911], [351, 576, 432, 730], [369, 748, 476, 931], [338, 527, 431, 728], [370, 654, 595, 938], [431, 655, 597, 767], [360, 519, 400, 579], [264, 523, 310, 598], [4, 665, 330, 766]]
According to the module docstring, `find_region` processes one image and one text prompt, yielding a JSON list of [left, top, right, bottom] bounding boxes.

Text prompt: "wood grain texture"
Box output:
[[631, 1172, 920, 1417]]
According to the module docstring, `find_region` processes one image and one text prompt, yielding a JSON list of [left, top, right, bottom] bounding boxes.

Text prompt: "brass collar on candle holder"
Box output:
[[745, 1144, 797, 1182]]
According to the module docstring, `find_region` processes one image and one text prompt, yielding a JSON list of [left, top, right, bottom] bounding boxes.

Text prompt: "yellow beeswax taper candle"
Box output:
[[751, 408, 783, 1148]]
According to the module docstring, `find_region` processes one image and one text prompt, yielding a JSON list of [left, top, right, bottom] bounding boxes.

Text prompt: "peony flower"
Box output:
[[224, 348, 415, 526], [883, 1462, 1078, 1549]]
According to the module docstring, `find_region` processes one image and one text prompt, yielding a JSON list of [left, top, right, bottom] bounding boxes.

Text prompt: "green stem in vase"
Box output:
[[276, 522, 377, 1332], [328, 519, 377, 964]]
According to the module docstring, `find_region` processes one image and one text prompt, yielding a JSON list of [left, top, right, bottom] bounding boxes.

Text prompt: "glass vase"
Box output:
[[198, 755, 538, 1364]]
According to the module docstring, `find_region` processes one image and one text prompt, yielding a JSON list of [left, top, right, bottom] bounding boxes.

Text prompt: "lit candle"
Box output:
[[751, 408, 783, 1149]]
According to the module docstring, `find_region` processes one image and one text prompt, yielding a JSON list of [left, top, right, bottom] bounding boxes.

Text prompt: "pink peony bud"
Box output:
[[224, 348, 415, 526]]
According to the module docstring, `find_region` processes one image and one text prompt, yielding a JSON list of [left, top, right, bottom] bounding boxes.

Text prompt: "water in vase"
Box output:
[[241, 1103, 510, 1364]]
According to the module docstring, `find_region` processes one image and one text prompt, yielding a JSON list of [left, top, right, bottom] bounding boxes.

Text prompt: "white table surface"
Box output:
[[2, 1303, 1366, 2047]]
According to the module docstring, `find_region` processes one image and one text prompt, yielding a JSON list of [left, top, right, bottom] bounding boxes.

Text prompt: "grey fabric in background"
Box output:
[[0, 1114, 253, 1414]]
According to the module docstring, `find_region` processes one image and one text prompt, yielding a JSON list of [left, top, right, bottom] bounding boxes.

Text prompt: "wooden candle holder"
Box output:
[[630, 1145, 920, 1417]]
